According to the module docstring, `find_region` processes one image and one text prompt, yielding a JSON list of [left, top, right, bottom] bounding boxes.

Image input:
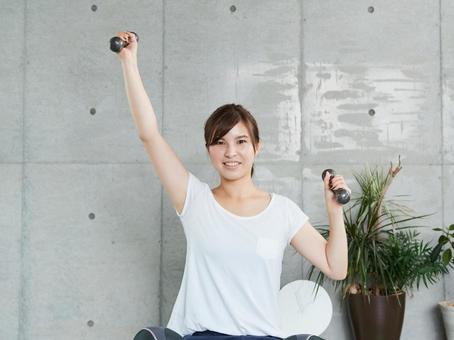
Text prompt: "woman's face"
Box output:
[[207, 121, 260, 180]]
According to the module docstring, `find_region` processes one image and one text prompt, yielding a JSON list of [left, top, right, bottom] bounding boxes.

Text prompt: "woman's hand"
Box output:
[[116, 31, 138, 64], [323, 172, 351, 212]]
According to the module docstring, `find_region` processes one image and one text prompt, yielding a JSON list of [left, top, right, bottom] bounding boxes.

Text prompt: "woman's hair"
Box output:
[[204, 103, 260, 178]]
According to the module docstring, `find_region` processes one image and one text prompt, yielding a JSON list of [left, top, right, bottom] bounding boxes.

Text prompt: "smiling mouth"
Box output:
[[223, 162, 241, 168]]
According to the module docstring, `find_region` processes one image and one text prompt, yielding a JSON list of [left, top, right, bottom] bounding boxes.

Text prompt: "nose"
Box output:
[[224, 143, 237, 157]]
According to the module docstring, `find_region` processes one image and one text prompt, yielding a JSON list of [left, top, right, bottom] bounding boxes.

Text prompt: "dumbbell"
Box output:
[[321, 169, 350, 205], [109, 31, 139, 53]]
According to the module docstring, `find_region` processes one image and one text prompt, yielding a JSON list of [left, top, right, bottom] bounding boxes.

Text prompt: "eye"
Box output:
[[238, 140, 247, 144], [215, 140, 224, 145]]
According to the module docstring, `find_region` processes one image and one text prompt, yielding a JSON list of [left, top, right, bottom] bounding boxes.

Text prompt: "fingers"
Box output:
[[116, 31, 135, 43], [116, 32, 127, 41], [326, 175, 351, 194], [324, 171, 333, 189], [126, 31, 135, 42]]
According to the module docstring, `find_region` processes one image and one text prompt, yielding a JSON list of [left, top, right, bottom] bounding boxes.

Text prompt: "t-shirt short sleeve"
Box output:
[[175, 171, 206, 218], [286, 198, 309, 245]]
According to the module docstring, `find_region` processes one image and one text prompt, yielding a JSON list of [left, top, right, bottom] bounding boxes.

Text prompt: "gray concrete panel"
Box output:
[[22, 164, 161, 339], [24, 1, 163, 162], [303, 1, 438, 64], [163, 0, 302, 163], [0, 165, 22, 340], [302, 0, 441, 165], [442, 0, 454, 163], [386, 165, 443, 239], [1, 2, 23, 162], [401, 280, 445, 339]]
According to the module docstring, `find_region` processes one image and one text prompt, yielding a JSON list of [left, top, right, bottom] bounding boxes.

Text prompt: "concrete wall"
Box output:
[[1, 0, 452, 339]]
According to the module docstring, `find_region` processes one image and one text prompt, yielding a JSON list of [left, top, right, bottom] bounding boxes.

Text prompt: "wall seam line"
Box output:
[[298, 0, 305, 279], [438, 0, 446, 301], [18, 1, 28, 339]]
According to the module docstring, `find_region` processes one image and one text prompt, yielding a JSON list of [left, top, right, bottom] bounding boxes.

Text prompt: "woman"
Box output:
[[115, 31, 349, 340]]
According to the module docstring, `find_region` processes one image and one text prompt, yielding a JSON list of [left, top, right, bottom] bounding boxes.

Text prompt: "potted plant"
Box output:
[[308, 158, 452, 340], [433, 224, 454, 339]]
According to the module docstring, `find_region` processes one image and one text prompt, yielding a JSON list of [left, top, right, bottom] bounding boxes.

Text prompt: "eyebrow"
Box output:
[[216, 135, 249, 140]]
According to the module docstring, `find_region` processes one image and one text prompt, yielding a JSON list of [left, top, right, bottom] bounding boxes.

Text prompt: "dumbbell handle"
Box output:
[[321, 169, 350, 205], [110, 31, 139, 53]]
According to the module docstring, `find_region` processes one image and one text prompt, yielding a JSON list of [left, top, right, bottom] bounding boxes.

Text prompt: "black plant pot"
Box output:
[[347, 292, 406, 340]]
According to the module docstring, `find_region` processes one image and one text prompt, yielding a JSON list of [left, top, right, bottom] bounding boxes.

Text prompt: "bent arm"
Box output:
[[325, 208, 348, 279], [290, 210, 348, 280]]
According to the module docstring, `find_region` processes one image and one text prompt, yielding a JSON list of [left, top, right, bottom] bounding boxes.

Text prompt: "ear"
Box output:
[[255, 141, 261, 155]]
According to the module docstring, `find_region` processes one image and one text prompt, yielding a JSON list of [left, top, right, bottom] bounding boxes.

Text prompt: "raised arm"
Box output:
[[116, 31, 188, 214]]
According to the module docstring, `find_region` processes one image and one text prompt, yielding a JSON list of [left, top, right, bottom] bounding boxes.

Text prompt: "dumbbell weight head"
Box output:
[[334, 189, 350, 205], [110, 31, 139, 53], [321, 169, 335, 181]]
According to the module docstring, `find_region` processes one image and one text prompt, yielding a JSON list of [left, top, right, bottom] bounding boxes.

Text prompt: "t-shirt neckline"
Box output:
[[208, 187, 275, 219]]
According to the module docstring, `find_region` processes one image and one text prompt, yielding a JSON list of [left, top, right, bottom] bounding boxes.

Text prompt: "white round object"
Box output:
[[278, 280, 333, 337]]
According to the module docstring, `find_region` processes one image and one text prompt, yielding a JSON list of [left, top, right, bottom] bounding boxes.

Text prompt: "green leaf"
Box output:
[[439, 235, 449, 245], [430, 243, 443, 262], [449, 224, 454, 231], [433, 228, 443, 232], [443, 249, 452, 266]]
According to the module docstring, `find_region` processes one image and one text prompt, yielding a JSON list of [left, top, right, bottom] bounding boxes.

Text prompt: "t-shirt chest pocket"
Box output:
[[255, 237, 282, 260]]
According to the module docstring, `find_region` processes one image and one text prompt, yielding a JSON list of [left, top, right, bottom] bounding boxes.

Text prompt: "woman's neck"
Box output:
[[214, 176, 260, 200]]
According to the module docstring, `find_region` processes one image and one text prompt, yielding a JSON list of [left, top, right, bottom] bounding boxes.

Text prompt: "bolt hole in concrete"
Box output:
[[90, 108, 96, 115], [87, 320, 95, 327], [89, 213, 95, 220], [230, 5, 236, 13], [368, 6, 374, 13], [368, 109, 376, 116], [91, 4, 97, 12]]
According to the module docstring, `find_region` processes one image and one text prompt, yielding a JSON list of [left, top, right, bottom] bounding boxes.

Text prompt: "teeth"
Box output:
[[224, 162, 240, 165]]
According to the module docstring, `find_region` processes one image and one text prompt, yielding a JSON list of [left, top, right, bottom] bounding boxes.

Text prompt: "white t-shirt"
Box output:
[[166, 172, 309, 338]]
